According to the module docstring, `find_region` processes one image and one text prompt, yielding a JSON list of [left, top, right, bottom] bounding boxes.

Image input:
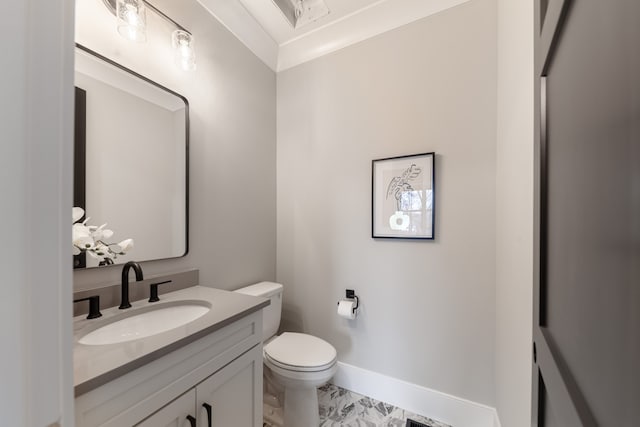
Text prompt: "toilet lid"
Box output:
[[264, 332, 337, 372]]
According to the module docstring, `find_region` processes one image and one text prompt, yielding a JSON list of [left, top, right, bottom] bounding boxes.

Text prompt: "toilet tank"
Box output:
[[234, 282, 283, 341]]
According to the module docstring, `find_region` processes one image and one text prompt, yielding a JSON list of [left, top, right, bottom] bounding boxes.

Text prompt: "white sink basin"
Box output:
[[79, 302, 210, 346]]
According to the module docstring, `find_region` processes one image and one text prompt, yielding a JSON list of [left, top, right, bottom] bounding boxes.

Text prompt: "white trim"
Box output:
[[196, 0, 279, 70], [493, 410, 503, 427], [1, 0, 74, 424], [196, 0, 471, 72], [277, 0, 472, 71], [332, 362, 498, 427]]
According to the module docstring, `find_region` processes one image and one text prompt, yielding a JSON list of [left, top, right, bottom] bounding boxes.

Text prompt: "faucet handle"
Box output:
[[73, 295, 102, 319], [149, 280, 172, 302]]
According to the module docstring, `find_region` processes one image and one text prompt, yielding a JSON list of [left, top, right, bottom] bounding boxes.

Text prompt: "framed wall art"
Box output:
[[372, 152, 435, 239]]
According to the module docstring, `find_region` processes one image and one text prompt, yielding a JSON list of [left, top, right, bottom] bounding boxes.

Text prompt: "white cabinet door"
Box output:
[[196, 345, 263, 427], [136, 389, 196, 427]]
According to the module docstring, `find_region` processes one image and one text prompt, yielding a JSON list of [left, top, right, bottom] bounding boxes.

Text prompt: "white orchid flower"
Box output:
[[72, 207, 85, 223], [72, 208, 133, 264], [86, 249, 103, 260], [74, 235, 94, 251], [72, 222, 91, 237], [90, 223, 109, 242], [118, 238, 134, 253], [92, 242, 110, 259], [72, 223, 94, 250]]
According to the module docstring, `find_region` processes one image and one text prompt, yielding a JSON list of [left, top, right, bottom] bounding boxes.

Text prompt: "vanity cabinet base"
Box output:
[[75, 311, 263, 427], [195, 345, 262, 426], [135, 389, 196, 427], [135, 346, 262, 427]]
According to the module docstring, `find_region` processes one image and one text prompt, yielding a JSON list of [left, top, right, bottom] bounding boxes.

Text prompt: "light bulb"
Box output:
[[294, 0, 304, 19], [116, 0, 147, 42], [172, 30, 196, 71]]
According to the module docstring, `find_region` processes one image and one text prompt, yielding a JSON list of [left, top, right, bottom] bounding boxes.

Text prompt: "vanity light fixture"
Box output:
[[116, 0, 147, 42], [102, 0, 196, 71], [272, 0, 330, 29], [172, 30, 196, 71], [294, 0, 305, 19]]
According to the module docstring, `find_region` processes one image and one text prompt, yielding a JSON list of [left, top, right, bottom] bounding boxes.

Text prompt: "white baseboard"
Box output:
[[493, 410, 502, 427], [332, 362, 500, 427]]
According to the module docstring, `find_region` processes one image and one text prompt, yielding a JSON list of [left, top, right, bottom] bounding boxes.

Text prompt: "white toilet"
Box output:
[[235, 282, 337, 427]]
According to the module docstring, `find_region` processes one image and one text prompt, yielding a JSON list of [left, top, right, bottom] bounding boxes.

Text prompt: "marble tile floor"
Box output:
[[263, 383, 451, 427]]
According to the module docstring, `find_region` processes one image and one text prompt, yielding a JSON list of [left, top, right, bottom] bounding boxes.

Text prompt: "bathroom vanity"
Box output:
[[73, 286, 268, 426]]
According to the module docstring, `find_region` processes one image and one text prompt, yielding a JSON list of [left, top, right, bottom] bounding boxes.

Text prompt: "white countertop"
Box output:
[[73, 286, 268, 396]]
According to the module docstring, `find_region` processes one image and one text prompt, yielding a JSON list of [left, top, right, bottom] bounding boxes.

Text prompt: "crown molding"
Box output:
[[198, 0, 472, 73], [277, 0, 472, 71], [196, 0, 279, 71]]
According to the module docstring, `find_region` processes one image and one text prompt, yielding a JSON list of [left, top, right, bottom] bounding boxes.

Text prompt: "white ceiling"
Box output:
[[238, 0, 383, 45], [196, 0, 471, 72]]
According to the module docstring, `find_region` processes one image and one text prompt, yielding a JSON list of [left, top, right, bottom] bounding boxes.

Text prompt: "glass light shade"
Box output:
[[294, 0, 304, 19], [172, 30, 196, 71], [116, 0, 147, 42]]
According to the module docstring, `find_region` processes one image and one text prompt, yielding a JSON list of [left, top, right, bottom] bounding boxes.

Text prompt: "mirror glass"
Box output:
[[74, 45, 188, 268]]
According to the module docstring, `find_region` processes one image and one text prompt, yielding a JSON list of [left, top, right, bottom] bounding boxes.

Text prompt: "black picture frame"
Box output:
[[372, 152, 435, 239]]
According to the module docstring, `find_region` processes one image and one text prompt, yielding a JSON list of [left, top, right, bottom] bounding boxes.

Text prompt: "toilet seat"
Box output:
[[265, 352, 336, 373], [264, 332, 337, 373]]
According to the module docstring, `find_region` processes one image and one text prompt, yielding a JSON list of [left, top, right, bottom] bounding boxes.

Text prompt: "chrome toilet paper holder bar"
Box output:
[[343, 289, 359, 313]]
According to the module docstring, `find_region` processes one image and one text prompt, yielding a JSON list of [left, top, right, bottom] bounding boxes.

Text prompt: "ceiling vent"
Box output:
[[272, 0, 330, 29]]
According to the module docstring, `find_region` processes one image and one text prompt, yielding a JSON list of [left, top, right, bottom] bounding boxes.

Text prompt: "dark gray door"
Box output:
[[533, 0, 640, 426]]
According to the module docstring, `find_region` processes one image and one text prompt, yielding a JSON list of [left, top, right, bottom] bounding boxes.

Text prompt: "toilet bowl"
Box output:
[[264, 332, 337, 426], [235, 282, 338, 427]]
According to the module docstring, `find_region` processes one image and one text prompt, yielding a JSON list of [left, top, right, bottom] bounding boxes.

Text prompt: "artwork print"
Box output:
[[372, 153, 435, 239]]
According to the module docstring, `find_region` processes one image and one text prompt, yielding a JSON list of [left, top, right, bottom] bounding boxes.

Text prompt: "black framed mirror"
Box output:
[[74, 44, 189, 268]]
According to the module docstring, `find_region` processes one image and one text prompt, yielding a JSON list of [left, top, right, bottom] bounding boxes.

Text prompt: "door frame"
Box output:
[[0, 0, 76, 425]]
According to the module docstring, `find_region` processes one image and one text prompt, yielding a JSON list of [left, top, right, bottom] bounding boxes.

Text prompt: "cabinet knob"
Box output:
[[202, 403, 212, 427], [185, 415, 196, 427]]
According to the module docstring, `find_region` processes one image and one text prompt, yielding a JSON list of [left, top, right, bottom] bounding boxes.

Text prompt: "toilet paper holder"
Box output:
[[338, 289, 359, 314]]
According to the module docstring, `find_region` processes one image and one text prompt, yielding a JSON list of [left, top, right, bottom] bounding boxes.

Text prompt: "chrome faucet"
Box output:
[[119, 261, 144, 309]]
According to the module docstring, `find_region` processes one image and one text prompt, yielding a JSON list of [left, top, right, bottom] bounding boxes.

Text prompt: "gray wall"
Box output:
[[276, 0, 497, 406], [495, 0, 534, 424], [72, 0, 537, 417], [73, 0, 277, 291]]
